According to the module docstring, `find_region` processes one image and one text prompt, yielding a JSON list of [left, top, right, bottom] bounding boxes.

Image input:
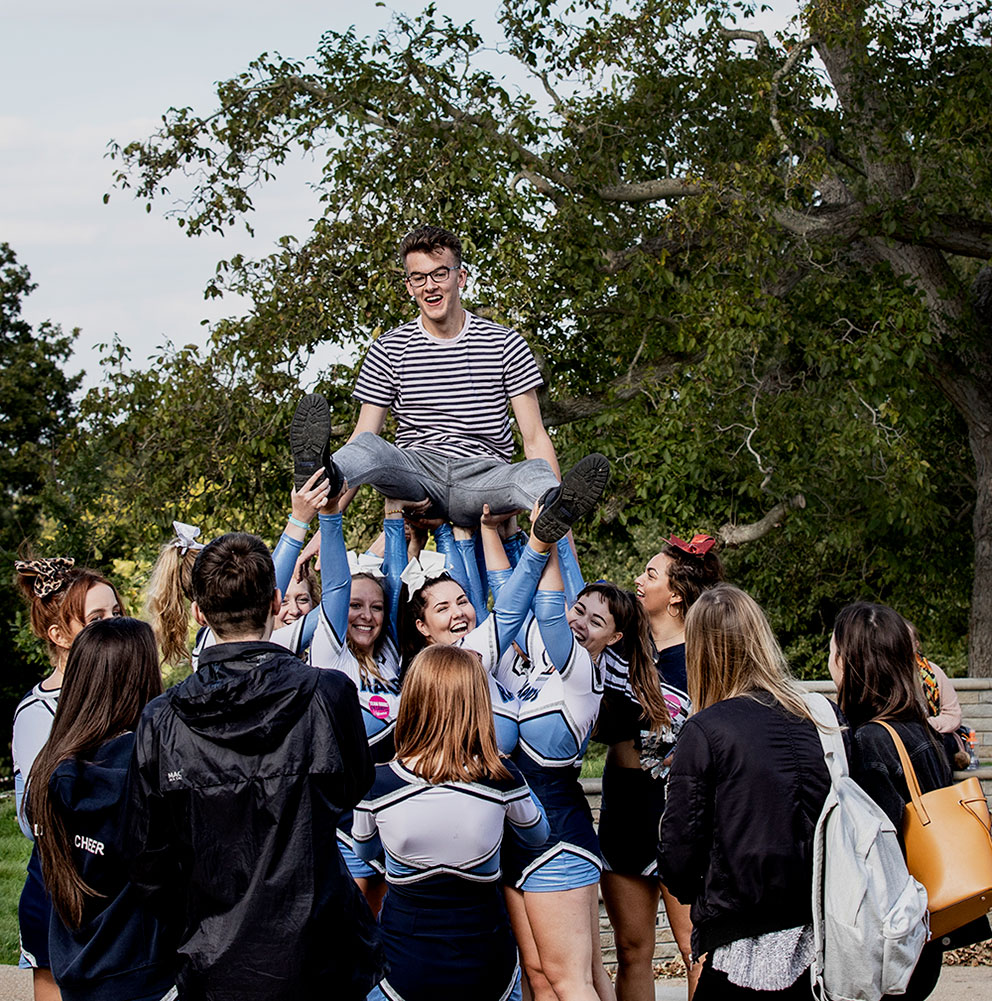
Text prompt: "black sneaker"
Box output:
[[533, 453, 611, 543], [290, 393, 342, 493]]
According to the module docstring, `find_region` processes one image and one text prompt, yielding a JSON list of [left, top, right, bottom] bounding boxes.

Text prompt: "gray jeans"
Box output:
[[333, 432, 559, 525]]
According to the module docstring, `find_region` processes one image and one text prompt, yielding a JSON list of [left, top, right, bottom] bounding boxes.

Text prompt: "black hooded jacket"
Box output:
[[48, 733, 177, 1001], [125, 640, 383, 1001]]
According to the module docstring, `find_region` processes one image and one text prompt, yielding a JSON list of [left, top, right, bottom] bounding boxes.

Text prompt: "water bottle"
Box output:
[[967, 729, 980, 770]]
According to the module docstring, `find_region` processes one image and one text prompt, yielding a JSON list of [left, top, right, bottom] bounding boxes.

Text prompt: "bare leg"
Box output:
[[588, 887, 617, 1001], [660, 882, 699, 999], [33, 968, 61, 1001], [506, 886, 558, 1001], [524, 886, 607, 1001], [355, 875, 387, 918], [602, 872, 661, 1001]]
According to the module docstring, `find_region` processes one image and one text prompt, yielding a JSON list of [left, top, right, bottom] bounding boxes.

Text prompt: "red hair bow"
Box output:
[[668, 534, 716, 557]]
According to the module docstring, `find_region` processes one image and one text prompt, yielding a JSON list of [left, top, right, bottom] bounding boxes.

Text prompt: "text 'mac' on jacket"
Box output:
[[658, 692, 845, 959], [124, 640, 384, 1001]]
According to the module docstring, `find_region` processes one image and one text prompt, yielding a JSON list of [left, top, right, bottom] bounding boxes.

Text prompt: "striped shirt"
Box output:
[[353, 312, 544, 462]]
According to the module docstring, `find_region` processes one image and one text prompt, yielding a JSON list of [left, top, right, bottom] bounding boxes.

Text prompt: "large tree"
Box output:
[[1, 244, 80, 765], [108, 0, 989, 672]]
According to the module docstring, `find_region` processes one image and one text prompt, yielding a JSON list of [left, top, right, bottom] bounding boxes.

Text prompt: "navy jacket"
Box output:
[[49, 733, 177, 1001], [124, 640, 384, 1001]]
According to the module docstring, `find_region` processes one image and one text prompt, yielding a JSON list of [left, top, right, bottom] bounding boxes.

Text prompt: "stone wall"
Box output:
[[588, 677, 992, 970]]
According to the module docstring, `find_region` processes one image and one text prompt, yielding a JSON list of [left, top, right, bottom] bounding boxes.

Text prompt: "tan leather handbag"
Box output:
[[878, 721, 992, 937]]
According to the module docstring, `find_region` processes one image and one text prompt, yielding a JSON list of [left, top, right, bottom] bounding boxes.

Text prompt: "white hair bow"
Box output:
[[347, 550, 385, 578], [399, 550, 449, 599], [172, 521, 205, 556]]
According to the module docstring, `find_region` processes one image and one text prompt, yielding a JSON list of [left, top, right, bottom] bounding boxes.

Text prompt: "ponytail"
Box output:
[[145, 542, 197, 665]]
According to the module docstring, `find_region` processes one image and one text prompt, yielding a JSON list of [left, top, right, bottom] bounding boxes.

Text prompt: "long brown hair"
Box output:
[[685, 583, 812, 721], [26, 618, 163, 928], [16, 563, 125, 667], [832, 602, 928, 729], [580, 582, 671, 732], [393, 645, 510, 783]]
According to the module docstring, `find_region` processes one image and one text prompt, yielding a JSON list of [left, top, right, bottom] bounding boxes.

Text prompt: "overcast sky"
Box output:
[[0, 1, 502, 385], [1, 1, 798, 388]]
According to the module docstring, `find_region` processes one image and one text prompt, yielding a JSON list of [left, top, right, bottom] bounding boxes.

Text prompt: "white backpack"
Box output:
[[805, 693, 929, 1001]]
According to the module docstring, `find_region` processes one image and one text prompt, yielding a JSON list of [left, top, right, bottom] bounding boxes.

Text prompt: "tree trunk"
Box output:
[[970, 424, 992, 676]]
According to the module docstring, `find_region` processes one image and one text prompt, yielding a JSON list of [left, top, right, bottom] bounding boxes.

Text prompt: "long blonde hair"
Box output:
[[144, 542, 198, 665], [393, 646, 510, 783], [685, 583, 812, 721]]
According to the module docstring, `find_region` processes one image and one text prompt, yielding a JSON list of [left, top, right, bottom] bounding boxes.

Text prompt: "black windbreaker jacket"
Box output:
[[124, 640, 383, 1001]]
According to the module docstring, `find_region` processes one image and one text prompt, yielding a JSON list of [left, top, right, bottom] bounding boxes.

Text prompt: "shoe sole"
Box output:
[[290, 393, 332, 490], [534, 453, 611, 543]]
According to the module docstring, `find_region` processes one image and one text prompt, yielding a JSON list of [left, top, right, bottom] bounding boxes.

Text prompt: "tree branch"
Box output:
[[510, 170, 566, 206], [718, 27, 771, 54], [769, 38, 816, 157], [598, 178, 705, 203], [539, 358, 700, 427], [718, 494, 806, 547]]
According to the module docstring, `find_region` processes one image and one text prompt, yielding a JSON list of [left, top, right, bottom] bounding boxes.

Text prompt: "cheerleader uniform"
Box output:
[[353, 759, 549, 1001], [501, 592, 605, 891], [12, 680, 60, 971], [596, 643, 691, 877], [308, 512, 404, 881]]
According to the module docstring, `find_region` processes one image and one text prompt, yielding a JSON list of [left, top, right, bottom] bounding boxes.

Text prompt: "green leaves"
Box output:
[[92, 0, 991, 672]]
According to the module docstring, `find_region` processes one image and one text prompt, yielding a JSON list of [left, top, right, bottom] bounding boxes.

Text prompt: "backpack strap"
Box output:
[[803, 692, 849, 782]]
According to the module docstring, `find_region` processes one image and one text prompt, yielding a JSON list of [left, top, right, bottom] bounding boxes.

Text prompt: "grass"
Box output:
[[580, 741, 606, 779], [0, 794, 31, 964]]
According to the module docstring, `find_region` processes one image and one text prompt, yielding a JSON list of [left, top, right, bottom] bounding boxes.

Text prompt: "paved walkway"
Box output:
[[651, 965, 992, 999], [1, 965, 989, 999]]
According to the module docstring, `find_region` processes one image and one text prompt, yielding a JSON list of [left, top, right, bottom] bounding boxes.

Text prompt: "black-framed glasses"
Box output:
[[404, 266, 462, 287]]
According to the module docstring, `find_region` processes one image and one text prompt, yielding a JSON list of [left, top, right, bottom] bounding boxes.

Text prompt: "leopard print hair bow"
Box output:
[[15, 557, 76, 598]]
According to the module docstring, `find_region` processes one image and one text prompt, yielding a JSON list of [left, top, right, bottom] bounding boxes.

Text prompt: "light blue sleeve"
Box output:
[[433, 524, 468, 593], [382, 517, 407, 642], [15, 772, 32, 840], [488, 567, 513, 601], [507, 788, 551, 847], [534, 589, 574, 671], [488, 568, 532, 645], [490, 546, 548, 658], [503, 530, 527, 568], [319, 513, 350, 645], [455, 537, 488, 622], [299, 611, 318, 650], [352, 802, 383, 860], [557, 537, 586, 608], [272, 532, 304, 596]]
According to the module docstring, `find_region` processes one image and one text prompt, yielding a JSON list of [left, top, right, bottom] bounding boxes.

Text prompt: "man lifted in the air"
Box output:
[[292, 224, 609, 541]]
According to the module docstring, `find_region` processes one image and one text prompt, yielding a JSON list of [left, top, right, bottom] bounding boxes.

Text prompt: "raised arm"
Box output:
[[533, 546, 575, 671], [272, 468, 331, 594], [510, 388, 561, 477], [382, 506, 408, 642], [556, 537, 586, 607], [454, 526, 488, 622]]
